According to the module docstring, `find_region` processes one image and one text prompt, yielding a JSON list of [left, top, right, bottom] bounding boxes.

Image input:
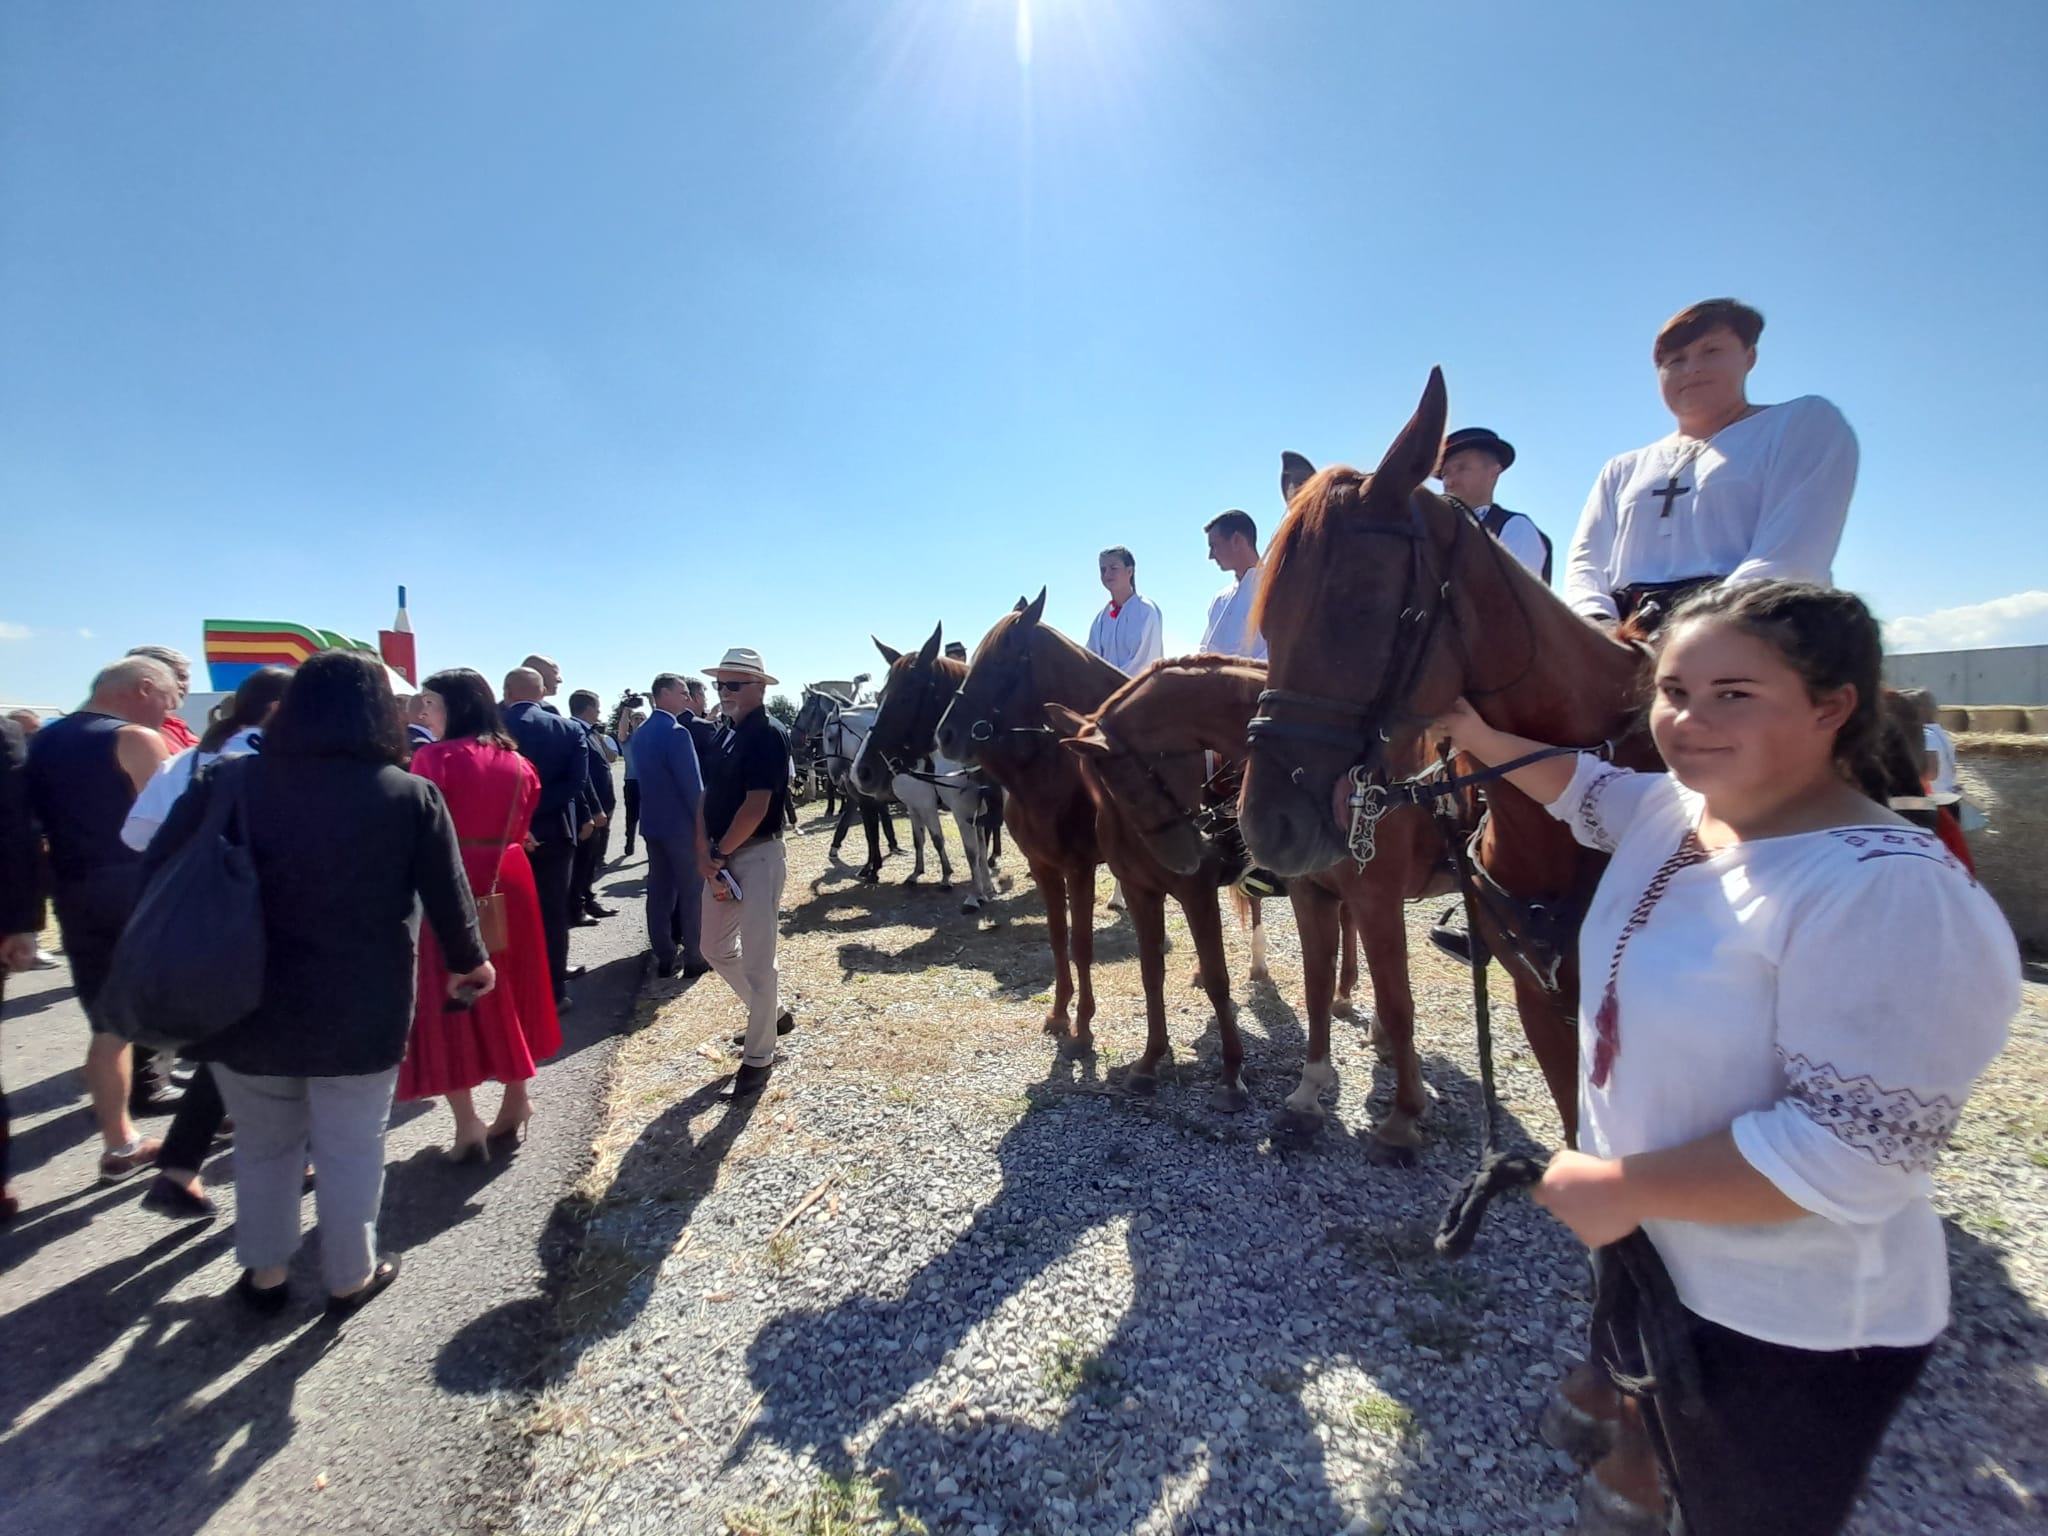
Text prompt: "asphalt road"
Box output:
[[0, 834, 660, 1536]]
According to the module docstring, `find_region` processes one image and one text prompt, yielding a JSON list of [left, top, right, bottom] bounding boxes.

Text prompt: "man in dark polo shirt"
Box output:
[[695, 647, 793, 1098]]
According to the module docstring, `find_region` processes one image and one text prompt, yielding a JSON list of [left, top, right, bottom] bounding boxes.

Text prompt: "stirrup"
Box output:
[[1428, 904, 1477, 969], [1234, 867, 1286, 900]]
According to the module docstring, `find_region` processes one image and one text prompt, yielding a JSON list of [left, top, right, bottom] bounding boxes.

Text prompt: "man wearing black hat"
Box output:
[[1438, 428, 1552, 584]]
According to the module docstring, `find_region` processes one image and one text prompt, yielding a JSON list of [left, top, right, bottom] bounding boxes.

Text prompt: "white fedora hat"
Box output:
[[704, 646, 778, 686]]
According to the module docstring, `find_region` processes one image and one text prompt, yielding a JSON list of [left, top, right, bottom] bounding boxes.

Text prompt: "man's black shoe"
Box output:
[[556, 994, 576, 1014], [569, 915, 600, 928], [585, 904, 619, 918], [565, 964, 588, 980], [732, 1010, 796, 1047], [655, 957, 680, 979], [683, 960, 714, 980], [129, 1088, 184, 1117], [727, 1061, 774, 1099]]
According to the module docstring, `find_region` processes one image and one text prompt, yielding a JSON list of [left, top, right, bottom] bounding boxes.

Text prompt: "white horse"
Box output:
[[843, 710, 1001, 913], [826, 707, 953, 890]]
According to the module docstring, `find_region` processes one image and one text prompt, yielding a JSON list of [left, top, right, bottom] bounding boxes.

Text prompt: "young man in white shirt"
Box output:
[[1563, 298, 1859, 629], [1437, 428, 1552, 583], [1198, 510, 1268, 661], [1086, 546, 1164, 676]]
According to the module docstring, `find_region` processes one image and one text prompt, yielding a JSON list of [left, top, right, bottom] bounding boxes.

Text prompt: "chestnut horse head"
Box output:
[[1051, 658, 1267, 877], [935, 588, 1123, 765], [1242, 369, 1639, 876], [852, 623, 964, 798]]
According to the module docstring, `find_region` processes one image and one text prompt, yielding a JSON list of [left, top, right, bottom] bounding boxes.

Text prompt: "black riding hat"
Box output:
[[1439, 427, 1515, 472]]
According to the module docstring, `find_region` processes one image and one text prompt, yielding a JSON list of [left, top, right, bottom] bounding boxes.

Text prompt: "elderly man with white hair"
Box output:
[[24, 656, 180, 1182]]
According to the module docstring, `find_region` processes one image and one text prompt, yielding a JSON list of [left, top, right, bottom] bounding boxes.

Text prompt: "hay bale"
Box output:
[[1939, 707, 1971, 733], [1954, 733, 2048, 954], [1967, 706, 2029, 733]]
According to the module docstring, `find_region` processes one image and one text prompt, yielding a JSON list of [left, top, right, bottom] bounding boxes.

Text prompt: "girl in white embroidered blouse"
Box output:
[[1424, 580, 2020, 1536]]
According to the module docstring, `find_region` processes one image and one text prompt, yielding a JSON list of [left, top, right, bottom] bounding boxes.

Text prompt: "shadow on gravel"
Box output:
[[728, 1035, 1551, 1533], [432, 1075, 762, 1397]]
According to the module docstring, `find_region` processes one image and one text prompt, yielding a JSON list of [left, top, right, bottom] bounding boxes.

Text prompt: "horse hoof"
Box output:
[[1210, 1083, 1252, 1114], [1042, 1015, 1070, 1036], [902, 875, 920, 886], [1123, 1070, 1158, 1098], [1249, 966, 1272, 985], [857, 869, 879, 884], [958, 898, 979, 915], [1365, 1135, 1420, 1169], [1268, 1106, 1324, 1143]]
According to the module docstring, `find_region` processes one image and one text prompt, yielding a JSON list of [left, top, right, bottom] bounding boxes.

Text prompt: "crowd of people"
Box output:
[[0, 637, 794, 1314]]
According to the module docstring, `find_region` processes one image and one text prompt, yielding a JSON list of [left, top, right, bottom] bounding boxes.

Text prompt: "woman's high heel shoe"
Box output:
[[485, 1112, 531, 1149], [446, 1137, 490, 1165]]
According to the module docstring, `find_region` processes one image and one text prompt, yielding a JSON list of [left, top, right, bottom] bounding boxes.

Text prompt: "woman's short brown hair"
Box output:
[[1654, 298, 1765, 363]]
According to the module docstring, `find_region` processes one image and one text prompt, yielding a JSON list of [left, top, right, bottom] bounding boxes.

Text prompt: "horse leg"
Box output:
[[905, 812, 927, 883], [1273, 882, 1340, 1141], [1066, 859, 1097, 1047], [1030, 860, 1075, 1037], [1336, 902, 1361, 1014], [951, 799, 988, 913], [1124, 886, 1172, 1095], [859, 799, 882, 882], [1357, 882, 1425, 1167], [1185, 888, 1247, 1112]]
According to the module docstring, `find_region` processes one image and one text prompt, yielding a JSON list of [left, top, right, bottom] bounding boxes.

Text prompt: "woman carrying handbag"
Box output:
[[397, 669, 561, 1162]]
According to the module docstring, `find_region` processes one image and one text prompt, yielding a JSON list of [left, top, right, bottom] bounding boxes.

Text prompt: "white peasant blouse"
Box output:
[[1546, 754, 2020, 1350]]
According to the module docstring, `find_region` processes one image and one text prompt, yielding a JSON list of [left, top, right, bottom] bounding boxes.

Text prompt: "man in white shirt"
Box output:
[[1563, 298, 1859, 628], [1086, 546, 1164, 676], [1198, 510, 1269, 661], [1437, 428, 1552, 583]]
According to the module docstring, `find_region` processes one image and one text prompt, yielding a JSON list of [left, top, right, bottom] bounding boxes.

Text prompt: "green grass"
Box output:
[[1040, 1336, 1119, 1401], [1349, 1391, 1416, 1439], [765, 1232, 799, 1272], [725, 1473, 929, 1536]]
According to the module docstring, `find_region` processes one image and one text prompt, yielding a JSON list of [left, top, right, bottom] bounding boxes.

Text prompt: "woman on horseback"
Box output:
[[1428, 580, 2018, 1536]]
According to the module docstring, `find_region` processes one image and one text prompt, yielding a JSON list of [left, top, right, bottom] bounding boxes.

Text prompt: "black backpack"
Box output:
[[100, 759, 266, 1052]]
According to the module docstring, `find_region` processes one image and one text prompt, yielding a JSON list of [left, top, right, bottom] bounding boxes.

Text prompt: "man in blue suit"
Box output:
[[503, 666, 598, 1008], [629, 672, 710, 979]]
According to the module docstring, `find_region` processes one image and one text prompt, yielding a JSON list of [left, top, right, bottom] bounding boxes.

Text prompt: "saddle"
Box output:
[[1613, 576, 1724, 634]]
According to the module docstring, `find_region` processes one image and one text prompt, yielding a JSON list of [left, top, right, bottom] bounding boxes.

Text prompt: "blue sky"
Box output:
[[4, 0, 2045, 711]]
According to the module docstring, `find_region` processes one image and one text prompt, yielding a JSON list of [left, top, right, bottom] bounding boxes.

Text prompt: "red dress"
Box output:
[[398, 739, 562, 1099]]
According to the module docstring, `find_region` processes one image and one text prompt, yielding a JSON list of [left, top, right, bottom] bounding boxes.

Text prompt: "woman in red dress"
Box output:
[[398, 669, 561, 1160]]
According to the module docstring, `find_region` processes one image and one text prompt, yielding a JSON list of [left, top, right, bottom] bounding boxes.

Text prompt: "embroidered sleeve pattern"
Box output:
[[1781, 1050, 1963, 1176], [1575, 766, 1628, 853]]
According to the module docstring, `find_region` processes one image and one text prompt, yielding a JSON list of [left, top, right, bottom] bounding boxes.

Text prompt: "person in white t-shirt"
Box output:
[[1198, 510, 1268, 661], [1564, 299, 1859, 629], [1086, 546, 1164, 677], [1425, 580, 2017, 1536]]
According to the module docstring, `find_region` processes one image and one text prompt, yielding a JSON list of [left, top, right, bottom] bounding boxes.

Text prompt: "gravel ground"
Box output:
[[513, 812, 2047, 1536]]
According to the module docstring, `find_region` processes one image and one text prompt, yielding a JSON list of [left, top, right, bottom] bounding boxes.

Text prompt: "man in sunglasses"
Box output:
[[696, 648, 796, 1099]]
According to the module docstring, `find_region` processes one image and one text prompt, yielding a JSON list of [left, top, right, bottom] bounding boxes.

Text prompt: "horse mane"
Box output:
[[1250, 465, 1369, 642]]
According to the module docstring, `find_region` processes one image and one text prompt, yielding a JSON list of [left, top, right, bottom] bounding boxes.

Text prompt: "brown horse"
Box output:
[[1240, 370, 1652, 1145], [935, 594, 1255, 1104], [1057, 656, 1458, 1161]]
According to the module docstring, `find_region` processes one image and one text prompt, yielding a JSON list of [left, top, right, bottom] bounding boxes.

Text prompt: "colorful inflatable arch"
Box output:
[[203, 619, 389, 691]]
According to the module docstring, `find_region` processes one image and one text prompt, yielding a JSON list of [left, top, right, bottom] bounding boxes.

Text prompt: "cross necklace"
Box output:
[[1650, 436, 1710, 518]]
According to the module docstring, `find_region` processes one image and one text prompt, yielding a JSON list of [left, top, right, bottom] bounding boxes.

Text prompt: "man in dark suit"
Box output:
[[1437, 427, 1553, 583], [1, 715, 45, 1220], [567, 689, 619, 925], [628, 673, 710, 980], [503, 667, 595, 1008]]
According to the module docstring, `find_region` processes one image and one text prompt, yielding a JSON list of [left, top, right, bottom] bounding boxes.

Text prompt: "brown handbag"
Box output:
[[468, 782, 526, 956]]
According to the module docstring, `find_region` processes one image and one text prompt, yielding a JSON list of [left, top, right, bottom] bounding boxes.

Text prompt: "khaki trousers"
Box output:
[[702, 839, 787, 1068]]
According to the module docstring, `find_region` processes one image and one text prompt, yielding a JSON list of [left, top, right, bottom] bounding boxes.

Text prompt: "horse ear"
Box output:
[[917, 623, 943, 668], [1280, 451, 1317, 504], [1013, 595, 1028, 612], [1021, 587, 1048, 628], [1045, 703, 1110, 756], [873, 636, 902, 666], [1372, 367, 1449, 499]]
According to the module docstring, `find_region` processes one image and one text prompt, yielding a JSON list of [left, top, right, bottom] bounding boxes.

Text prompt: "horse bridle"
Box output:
[[954, 639, 1056, 747], [1246, 490, 1471, 861], [870, 661, 981, 789], [1088, 732, 1240, 844]]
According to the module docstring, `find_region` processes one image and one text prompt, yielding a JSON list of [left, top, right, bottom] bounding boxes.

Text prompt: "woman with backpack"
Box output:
[[144, 651, 494, 1317]]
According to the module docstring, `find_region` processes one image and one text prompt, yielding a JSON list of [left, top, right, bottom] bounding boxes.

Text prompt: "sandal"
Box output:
[[325, 1255, 402, 1319]]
